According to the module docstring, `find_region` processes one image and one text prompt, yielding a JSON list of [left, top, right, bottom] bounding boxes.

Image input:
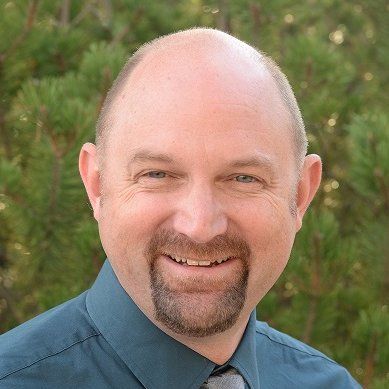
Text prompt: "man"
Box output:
[[0, 28, 360, 388]]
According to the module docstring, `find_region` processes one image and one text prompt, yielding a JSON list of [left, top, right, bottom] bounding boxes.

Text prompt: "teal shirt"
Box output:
[[0, 260, 360, 388]]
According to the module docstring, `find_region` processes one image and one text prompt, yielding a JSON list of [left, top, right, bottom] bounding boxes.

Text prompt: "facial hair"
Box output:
[[145, 229, 250, 337]]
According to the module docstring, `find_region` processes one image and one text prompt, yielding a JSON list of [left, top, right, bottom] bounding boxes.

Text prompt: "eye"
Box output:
[[146, 171, 167, 179], [235, 175, 257, 183]]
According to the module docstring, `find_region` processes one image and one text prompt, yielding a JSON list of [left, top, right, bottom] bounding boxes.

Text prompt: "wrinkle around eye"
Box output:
[[117, 186, 139, 203]]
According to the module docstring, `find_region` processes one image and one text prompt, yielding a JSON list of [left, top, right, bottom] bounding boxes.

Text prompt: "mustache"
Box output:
[[145, 229, 251, 261]]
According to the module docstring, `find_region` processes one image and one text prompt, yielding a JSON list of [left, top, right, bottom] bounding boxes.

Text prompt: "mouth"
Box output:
[[162, 253, 232, 267]]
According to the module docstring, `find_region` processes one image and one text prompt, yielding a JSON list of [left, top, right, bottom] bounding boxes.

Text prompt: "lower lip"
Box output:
[[159, 254, 239, 276]]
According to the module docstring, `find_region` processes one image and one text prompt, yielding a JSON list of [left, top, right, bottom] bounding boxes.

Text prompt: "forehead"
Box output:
[[105, 38, 295, 172], [121, 38, 281, 117]]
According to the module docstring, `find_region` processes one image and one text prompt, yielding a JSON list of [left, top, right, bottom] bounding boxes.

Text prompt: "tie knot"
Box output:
[[200, 365, 246, 389]]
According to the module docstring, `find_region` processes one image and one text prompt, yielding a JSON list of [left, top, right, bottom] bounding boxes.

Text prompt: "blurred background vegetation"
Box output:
[[0, 0, 388, 387]]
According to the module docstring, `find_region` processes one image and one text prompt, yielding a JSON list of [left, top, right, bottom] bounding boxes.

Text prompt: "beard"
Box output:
[[145, 229, 250, 337]]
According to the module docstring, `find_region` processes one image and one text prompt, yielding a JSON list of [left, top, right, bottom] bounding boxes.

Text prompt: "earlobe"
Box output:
[[79, 143, 101, 221], [295, 154, 322, 231]]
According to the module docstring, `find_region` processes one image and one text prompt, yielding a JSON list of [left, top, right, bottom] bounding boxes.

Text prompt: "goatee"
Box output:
[[145, 229, 250, 337]]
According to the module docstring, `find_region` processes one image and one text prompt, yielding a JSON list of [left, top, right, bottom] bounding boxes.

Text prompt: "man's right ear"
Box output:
[[79, 143, 101, 221]]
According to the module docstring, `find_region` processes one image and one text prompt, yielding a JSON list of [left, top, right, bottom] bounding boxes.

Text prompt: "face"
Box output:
[[83, 44, 313, 338]]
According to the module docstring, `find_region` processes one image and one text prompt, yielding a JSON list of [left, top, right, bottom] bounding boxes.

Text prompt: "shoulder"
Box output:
[[254, 321, 361, 388], [255, 320, 335, 362], [0, 291, 100, 382]]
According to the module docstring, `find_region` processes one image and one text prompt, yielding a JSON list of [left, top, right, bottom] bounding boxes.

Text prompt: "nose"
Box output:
[[172, 181, 228, 243]]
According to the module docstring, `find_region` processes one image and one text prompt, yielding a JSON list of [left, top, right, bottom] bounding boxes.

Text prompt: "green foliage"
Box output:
[[347, 112, 389, 204], [0, 1, 387, 387]]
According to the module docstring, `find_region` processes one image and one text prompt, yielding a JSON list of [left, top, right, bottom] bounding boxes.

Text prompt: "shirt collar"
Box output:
[[86, 259, 260, 389]]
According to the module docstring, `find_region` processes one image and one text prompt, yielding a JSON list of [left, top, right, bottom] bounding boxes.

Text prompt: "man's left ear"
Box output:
[[295, 154, 322, 231]]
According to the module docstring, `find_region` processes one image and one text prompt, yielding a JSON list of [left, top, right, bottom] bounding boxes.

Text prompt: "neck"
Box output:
[[155, 312, 251, 365]]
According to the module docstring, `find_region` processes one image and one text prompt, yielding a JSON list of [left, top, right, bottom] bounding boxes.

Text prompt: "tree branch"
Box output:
[[0, 282, 24, 325], [0, 0, 39, 63], [302, 231, 322, 343], [59, 0, 71, 28], [363, 334, 377, 388]]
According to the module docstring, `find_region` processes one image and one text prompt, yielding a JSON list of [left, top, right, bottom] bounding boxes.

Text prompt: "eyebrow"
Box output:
[[227, 155, 276, 177], [129, 150, 174, 165], [128, 149, 276, 175]]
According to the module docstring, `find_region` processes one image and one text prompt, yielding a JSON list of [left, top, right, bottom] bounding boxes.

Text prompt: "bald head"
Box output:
[[96, 28, 307, 169]]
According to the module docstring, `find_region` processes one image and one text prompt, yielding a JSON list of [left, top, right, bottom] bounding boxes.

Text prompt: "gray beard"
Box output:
[[146, 229, 250, 337]]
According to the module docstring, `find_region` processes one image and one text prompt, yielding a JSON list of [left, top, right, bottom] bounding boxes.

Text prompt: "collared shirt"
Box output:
[[0, 260, 361, 388]]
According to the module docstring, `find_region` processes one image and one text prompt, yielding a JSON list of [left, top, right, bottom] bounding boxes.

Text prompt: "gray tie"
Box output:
[[200, 366, 246, 389]]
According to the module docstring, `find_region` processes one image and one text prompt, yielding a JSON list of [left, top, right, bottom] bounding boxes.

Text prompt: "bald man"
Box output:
[[0, 28, 360, 388]]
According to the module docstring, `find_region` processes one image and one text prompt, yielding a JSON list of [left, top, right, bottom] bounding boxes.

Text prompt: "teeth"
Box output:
[[187, 259, 199, 266], [171, 256, 187, 263], [167, 254, 230, 266]]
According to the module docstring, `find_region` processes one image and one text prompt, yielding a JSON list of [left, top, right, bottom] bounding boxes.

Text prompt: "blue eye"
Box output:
[[235, 175, 256, 183], [147, 171, 166, 179]]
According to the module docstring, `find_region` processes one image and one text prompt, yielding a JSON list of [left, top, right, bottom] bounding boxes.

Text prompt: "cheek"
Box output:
[[97, 196, 170, 301], [98, 194, 172, 256], [241, 196, 295, 247], [240, 201, 296, 297]]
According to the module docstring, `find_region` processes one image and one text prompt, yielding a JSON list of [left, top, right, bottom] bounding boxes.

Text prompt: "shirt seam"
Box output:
[[255, 328, 340, 366], [0, 332, 100, 380]]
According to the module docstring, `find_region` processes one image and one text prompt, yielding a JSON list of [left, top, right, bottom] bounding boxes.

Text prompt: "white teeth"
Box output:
[[167, 254, 230, 266], [187, 259, 199, 266], [172, 256, 186, 263]]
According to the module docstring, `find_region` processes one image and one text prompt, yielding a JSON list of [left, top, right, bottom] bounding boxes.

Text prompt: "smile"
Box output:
[[163, 253, 231, 267]]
